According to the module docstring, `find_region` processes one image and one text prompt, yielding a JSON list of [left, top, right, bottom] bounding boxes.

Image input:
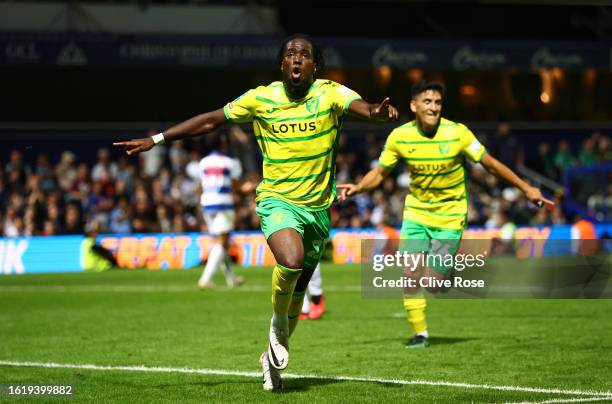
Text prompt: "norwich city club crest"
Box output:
[[438, 143, 450, 155], [306, 98, 319, 114]]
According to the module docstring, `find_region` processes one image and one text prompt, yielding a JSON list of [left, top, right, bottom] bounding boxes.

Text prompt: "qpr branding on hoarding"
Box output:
[[531, 47, 583, 69], [372, 44, 428, 68], [452, 46, 506, 70]]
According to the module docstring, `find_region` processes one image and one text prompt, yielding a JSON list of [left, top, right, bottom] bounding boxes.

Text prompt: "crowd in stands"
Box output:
[[1, 124, 610, 237]]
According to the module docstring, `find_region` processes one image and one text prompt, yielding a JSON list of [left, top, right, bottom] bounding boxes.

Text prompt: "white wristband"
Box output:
[[152, 133, 165, 145]]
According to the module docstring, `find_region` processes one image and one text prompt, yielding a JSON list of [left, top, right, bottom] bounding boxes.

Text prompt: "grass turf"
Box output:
[[0, 264, 611, 402]]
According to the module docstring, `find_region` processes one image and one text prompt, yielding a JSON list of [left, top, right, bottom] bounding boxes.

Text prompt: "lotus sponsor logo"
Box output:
[[271, 122, 316, 133], [452, 46, 506, 70], [372, 44, 428, 68], [5, 42, 40, 62], [531, 47, 583, 69]]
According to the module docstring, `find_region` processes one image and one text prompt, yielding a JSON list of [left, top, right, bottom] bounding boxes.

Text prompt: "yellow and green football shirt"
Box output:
[[223, 79, 361, 210], [379, 118, 486, 230]]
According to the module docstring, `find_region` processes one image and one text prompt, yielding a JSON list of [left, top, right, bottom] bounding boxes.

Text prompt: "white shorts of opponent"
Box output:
[[203, 209, 235, 235]]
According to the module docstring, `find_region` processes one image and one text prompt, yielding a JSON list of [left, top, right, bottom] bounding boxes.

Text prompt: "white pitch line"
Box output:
[[0, 360, 611, 399], [503, 396, 612, 404]]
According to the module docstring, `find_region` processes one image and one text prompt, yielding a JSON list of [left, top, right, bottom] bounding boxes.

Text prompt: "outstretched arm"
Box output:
[[337, 165, 392, 202], [113, 108, 228, 156], [347, 98, 399, 122], [480, 153, 554, 207]]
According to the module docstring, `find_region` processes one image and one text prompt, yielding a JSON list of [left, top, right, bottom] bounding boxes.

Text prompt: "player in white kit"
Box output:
[[197, 133, 245, 289], [300, 263, 326, 320]]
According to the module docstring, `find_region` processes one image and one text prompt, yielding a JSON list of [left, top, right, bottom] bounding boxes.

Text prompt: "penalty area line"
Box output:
[[0, 360, 611, 398]]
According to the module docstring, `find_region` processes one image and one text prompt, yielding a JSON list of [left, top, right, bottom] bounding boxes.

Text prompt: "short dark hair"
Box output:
[[206, 131, 226, 152], [277, 33, 325, 72], [411, 80, 445, 100]]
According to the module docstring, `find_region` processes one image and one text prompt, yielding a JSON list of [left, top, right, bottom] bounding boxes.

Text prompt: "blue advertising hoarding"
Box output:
[[0, 224, 610, 275]]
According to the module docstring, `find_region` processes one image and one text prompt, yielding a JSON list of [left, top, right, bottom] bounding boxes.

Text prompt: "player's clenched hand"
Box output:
[[336, 184, 360, 202], [524, 185, 555, 208], [113, 138, 155, 156], [372, 97, 399, 121]]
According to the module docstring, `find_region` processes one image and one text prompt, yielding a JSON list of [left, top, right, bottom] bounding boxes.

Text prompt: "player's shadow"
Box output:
[[360, 336, 476, 346], [155, 380, 254, 388], [280, 377, 342, 392], [361, 337, 403, 345], [158, 377, 406, 393], [281, 376, 403, 393]]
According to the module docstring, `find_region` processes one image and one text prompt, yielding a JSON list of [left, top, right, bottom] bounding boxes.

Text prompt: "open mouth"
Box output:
[[290, 67, 302, 82]]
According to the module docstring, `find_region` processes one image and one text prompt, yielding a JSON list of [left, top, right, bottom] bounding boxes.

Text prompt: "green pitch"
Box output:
[[1, 264, 611, 403]]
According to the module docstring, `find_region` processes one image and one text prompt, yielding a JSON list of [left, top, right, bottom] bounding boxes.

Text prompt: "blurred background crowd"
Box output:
[[1, 122, 610, 238]]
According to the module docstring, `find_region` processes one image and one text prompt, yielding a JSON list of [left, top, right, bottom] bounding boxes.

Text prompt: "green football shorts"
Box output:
[[256, 197, 330, 270], [399, 219, 463, 275]]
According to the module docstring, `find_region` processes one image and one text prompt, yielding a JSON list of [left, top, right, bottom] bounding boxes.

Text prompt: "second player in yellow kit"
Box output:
[[338, 80, 552, 348], [379, 117, 485, 230]]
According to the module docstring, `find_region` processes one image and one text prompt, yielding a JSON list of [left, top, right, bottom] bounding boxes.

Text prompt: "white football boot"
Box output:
[[267, 323, 289, 370], [260, 351, 282, 391]]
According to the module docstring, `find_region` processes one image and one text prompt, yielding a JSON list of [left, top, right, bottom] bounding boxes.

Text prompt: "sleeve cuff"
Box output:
[[223, 105, 234, 123], [475, 148, 486, 163], [343, 96, 362, 112]]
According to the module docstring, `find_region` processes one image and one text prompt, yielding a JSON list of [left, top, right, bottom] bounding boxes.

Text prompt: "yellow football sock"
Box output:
[[288, 290, 305, 336], [271, 264, 302, 316], [403, 294, 427, 335]]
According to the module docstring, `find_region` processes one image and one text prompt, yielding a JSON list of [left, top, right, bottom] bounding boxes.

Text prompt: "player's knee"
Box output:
[[278, 254, 304, 269], [277, 252, 304, 270]]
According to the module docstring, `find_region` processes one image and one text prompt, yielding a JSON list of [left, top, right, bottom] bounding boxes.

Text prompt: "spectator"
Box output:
[[595, 135, 612, 163], [116, 155, 136, 196], [35, 153, 56, 192], [535, 142, 556, 180], [140, 128, 166, 177], [5, 150, 31, 191], [69, 163, 92, 206], [131, 193, 155, 233], [229, 125, 258, 173], [91, 148, 118, 183], [155, 204, 172, 233], [64, 202, 84, 234], [169, 139, 188, 174], [553, 139, 575, 176], [85, 181, 114, 231], [491, 122, 523, 172], [185, 150, 202, 181], [55, 151, 77, 192], [578, 137, 597, 166], [4, 206, 23, 236], [110, 196, 132, 234]]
